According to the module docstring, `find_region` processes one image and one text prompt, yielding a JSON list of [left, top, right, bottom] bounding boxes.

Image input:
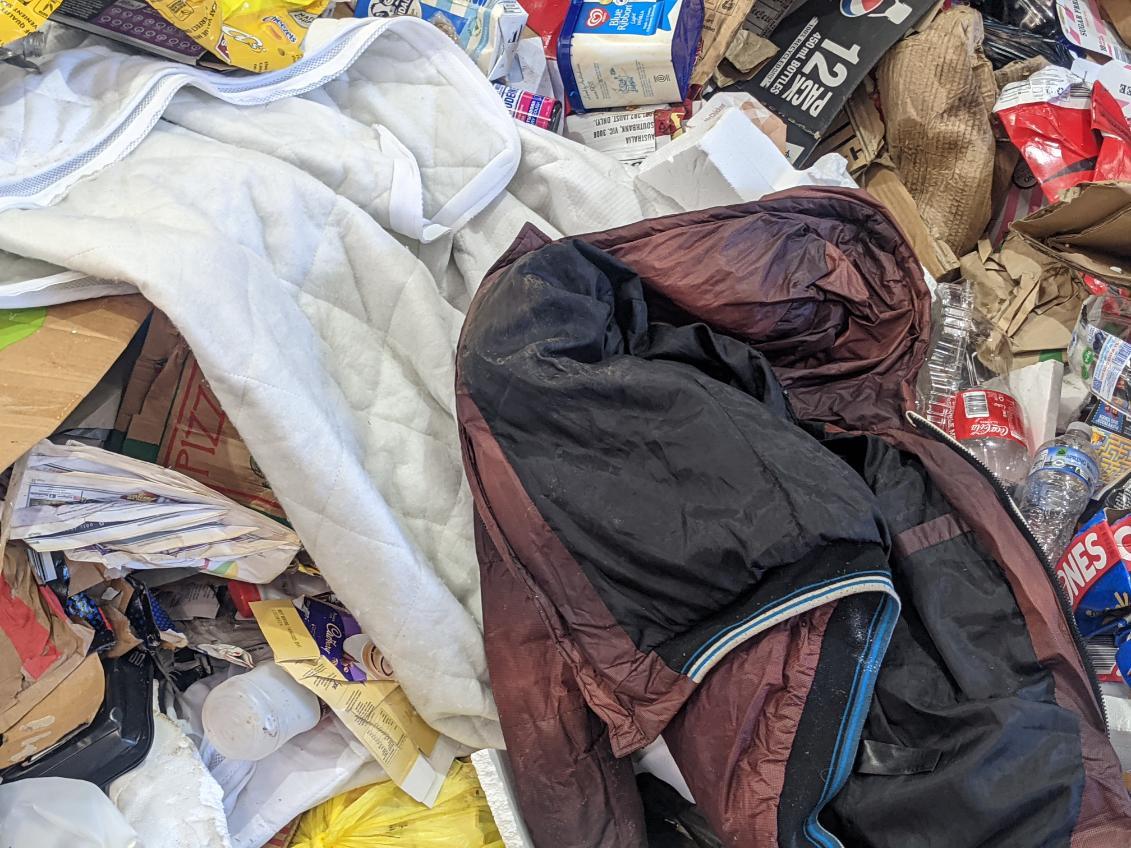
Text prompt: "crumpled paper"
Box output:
[[962, 233, 1084, 372], [877, 6, 998, 256]]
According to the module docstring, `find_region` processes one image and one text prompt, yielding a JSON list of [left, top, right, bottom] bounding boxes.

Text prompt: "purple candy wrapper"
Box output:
[[298, 597, 369, 682]]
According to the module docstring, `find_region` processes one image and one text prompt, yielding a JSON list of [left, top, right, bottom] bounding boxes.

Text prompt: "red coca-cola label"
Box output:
[[951, 389, 1028, 447]]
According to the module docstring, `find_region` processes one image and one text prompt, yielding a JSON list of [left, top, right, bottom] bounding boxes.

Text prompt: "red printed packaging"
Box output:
[[952, 389, 1028, 447], [994, 65, 1131, 200], [494, 83, 563, 132], [1091, 81, 1131, 181], [994, 65, 1097, 201]]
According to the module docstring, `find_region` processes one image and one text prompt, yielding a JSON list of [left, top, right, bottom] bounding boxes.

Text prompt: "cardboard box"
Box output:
[[0, 295, 150, 472], [735, 0, 938, 164], [1013, 182, 1131, 287], [0, 544, 94, 739], [1100, 0, 1131, 46], [0, 652, 104, 767], [115, 312, 286, 521]]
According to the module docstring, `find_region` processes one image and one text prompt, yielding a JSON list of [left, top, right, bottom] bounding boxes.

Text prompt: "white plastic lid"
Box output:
[[201, 663, 321, 762]]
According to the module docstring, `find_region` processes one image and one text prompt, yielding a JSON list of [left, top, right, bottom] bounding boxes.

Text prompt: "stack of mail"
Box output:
[[4, 440, 300, 584]]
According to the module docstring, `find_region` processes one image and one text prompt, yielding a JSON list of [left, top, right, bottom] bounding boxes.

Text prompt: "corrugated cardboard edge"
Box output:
[[114, 309, 181, 438], [0, 651, 104, 767], [0, 295, 151, 471], [876, 6, 997, 256], [1013, 182, 1131, 285]]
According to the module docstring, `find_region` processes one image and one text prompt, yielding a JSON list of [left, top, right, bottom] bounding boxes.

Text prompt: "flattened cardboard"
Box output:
[[1013, 182, 1131, 285], [0, 651, 104, 767], [0, 295, 150, 471], [113, 309, 183, 442]]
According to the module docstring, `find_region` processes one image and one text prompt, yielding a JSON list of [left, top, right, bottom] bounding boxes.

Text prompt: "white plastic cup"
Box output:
[[201, 662, 322, 761]]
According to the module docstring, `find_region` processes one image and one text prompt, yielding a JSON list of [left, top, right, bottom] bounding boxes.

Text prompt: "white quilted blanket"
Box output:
[[0, 17, 852, 768], [0, 17, 666, 754]]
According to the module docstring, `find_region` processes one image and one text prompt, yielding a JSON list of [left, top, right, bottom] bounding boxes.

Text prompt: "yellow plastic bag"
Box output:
[[290, 760, 505, 848], [1, 0, 325, 69], [144, 0, 329, 72]]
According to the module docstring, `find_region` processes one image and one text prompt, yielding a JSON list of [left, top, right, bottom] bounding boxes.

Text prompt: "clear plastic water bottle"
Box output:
[[918, 280, 1031, 488], [1018, 423, 1101, 562]]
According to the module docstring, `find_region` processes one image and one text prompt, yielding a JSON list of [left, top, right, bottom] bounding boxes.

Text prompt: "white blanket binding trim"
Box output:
[[2, 18, 519, 244]]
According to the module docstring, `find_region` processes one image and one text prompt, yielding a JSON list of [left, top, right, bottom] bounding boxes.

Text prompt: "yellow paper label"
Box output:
[[277, 656, 420, 784], [250, 599, 320, 662], [381, 685, 439, 757], [251, 600, 441, 791], [0, 0, 62, 46]]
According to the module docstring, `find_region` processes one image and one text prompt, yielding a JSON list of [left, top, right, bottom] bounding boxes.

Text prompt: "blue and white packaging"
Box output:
[[558, 0, 703, 111], [357, 0, 527, 80]]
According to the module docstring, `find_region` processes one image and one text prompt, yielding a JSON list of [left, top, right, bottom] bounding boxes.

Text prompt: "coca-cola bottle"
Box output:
[[951, 385, 1031, 489], [918, 280, 1031, 488]]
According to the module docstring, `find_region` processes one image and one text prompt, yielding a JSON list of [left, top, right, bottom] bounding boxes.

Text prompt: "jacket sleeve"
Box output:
[[476, 516, 647, 848]]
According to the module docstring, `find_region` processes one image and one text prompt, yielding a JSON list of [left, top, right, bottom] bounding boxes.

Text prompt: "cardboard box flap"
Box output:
[[1013, 182, 1131, 285], [0, 295, 150, 471], [0, 651, 104, 768], [1013, 182, 1131, 240], [115, 310, 286, 521], [1054, 204, 1131, 254], [1036, 248, 1131, 285]]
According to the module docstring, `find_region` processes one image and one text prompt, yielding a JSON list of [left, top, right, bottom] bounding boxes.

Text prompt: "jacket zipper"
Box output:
[[906, 411, 1109, 732]]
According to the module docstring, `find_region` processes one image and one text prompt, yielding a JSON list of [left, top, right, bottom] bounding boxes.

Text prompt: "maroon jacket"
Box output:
[[457, 188, 1131, 847]]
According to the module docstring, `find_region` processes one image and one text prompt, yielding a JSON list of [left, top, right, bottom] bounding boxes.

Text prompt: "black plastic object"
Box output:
[[0, 650, 155, 789], [972, 0, 1059, 36], [981, 16, 1075, 68], [638, 774, 723, 848]]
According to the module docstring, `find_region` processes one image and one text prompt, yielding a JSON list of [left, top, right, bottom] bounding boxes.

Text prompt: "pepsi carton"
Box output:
[[734, 0, 937, 164]]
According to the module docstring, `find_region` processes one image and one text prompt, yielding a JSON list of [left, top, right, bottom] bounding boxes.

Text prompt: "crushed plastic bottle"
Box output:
[[1018, 423, 1101, 562], [1069, 288, 1131, 418], [919, 281, 976, 431], [918, 280, 1031, 488]]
